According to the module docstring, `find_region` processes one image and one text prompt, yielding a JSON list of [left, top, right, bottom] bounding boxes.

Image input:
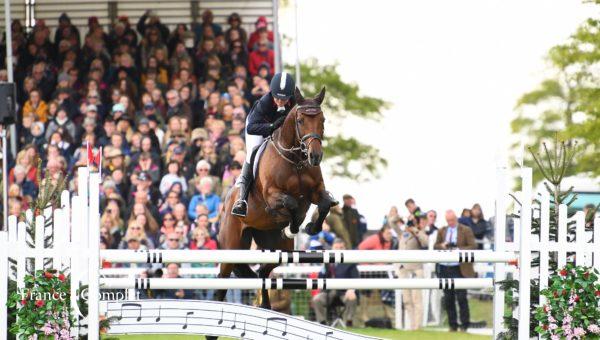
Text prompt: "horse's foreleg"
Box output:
[[265, 191, 301, 238], [306, 190, 335, 236]]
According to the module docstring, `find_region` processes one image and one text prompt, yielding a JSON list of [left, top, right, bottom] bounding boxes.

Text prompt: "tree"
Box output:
[[286, 58, 390, 181], [511, 3, 600, 183]]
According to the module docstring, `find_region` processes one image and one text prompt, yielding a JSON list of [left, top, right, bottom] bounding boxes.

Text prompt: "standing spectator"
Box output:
[[342, 194, 361, 248], [405, 198, 422, 227], [396, 215, 429, 330], [425, 209, 439, 235], [155, 263, 192, 299], [434, 210, 477, 332], [460, 203, 490, 249], [312, 238, 358, 326], [358, 225, 393, 250]]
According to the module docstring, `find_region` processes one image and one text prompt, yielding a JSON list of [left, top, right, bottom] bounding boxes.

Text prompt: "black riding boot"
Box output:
[[231, 162, 253, 217]]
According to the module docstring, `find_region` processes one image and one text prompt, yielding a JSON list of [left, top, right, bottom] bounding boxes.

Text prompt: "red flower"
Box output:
[[595, 290, 600, 297], [583, 272, 590, 279], [543, 324, 548, 330], [562, 290, 567, 296], [35, 300, 44, 307], [44, 272, 53, 279], [574, 295, 580, 302], [20, 299, 26, 305], [553, 291, 559, 298], [560, 269, 567, 276], [544, 305, 550, 312], [58, 273, 65, 282]]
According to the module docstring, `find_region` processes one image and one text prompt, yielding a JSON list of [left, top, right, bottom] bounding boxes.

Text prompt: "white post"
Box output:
[[574, 211, 585, 267], [557, 205, 567, 269], [594, 216, 600, 273], [272, 0, 281, 73], [294, 0, 301, 87], [34, 215, 45, 272], [493, 165, 507, 338], [87, 173, 101, 340], [518, 167, 532, 340], [394, 289, 402, 329], [16, 221, 26, 290], [538, 191, 550, 307], [0, 231, 8, 340]]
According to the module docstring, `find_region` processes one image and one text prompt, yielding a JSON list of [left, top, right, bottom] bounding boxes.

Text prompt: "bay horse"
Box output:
[[215, 87, 337, 309]]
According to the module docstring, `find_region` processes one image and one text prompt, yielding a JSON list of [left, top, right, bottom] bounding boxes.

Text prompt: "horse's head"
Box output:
[[294, 86, 326, 166]]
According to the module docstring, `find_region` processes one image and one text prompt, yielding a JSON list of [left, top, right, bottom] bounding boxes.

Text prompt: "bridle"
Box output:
[[270, 104, 323, 168]]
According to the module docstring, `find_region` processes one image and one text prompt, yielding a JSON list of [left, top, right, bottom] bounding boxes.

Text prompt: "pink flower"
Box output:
[[563, 314, 573, 324], [548, 316, 556, 323], [573, 327, 586, 337], [43, 322, 53, 335], [551, 335, 560, 340], [588, 324, 600, 334], [549, 323, 558, 330]]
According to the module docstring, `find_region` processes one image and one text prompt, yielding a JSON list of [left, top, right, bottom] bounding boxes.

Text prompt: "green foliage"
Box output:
[[511, 6, 600, 180], [534, 264, 600, 339], [324, 135, 388, 181], [7, 270, 74, 339], [286, 59, 390, 180]]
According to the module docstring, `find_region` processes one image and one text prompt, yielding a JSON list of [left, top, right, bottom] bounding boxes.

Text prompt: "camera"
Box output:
[[447, 242, 458, 250], [147, 268, 163, 278]]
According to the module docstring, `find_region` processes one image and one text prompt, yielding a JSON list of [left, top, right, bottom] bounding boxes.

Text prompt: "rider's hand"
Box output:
[[271, 116, 286, 132]]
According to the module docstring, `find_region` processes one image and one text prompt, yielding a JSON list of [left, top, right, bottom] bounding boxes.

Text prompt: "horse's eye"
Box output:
[[298, 118, 304, 125]]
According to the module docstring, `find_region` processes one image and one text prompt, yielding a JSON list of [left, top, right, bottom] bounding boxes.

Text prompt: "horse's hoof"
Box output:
[[305, 222, 320, 236], [281, 226, 296, 239]]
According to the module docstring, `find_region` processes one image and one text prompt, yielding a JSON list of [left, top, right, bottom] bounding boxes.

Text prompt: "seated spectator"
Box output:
[[358, 225, 393, 250], [188, 177, 221, 220], [159, 160, 188, 196], [22, 89, 49, 123], [119, 222, 155, 249], [159, 231, 187, 250], [159, 212, 177, 244], [45, 107, 76, 141], [248, 38, 274, 76], [247, 16, 273, 51], [12, 165, 38, 200], [312, 238, 358, 326], [189, 225, 217, 250]]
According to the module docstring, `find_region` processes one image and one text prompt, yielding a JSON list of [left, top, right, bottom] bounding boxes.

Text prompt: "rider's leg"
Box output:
[[231, 133, 263, 217]]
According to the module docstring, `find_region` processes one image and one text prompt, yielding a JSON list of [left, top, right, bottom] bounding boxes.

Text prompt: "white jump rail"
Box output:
[[100, 277, 495, 290], [101, 249, 517, 264]]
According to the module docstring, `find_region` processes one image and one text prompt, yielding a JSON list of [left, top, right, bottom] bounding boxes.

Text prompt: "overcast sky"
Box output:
[[279, 0, 592, 228]]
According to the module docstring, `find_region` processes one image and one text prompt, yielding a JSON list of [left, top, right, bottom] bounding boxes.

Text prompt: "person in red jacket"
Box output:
[[248, 39, 274, 76], [248, 16, 273, 51], [358, 225, 393, 250]]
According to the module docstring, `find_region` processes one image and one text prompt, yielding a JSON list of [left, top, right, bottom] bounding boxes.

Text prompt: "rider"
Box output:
[[231, 71, 296, 217]]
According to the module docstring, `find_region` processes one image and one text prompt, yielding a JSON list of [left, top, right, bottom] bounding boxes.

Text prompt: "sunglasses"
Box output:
[[88, 95, 98, 99], [131, 227, 142, 230], [164, 217, 174, 221], [168, 238, 178, 241]]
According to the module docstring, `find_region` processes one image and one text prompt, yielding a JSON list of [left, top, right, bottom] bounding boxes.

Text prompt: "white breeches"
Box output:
[[245, 119, 264, 163]]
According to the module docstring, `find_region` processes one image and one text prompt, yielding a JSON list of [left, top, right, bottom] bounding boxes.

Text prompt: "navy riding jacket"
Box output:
[[246, 92, 296, 137]]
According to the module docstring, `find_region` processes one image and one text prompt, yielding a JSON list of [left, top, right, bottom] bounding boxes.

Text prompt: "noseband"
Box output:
[[270, 105, 323, 168]]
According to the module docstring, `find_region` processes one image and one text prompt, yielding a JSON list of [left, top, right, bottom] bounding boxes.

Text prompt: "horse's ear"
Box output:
[[315, 86, 326, 105], [294, 86, 305, 103]]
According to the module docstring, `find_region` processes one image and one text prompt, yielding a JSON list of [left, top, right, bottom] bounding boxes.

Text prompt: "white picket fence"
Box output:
[[0, 165, 599, 340]]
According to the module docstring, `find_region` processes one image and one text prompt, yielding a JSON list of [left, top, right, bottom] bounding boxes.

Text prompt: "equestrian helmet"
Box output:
[[270, 72, 295, 100]]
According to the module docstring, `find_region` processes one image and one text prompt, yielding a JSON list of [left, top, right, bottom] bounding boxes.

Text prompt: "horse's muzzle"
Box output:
[[308, 151, 323, 166]]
